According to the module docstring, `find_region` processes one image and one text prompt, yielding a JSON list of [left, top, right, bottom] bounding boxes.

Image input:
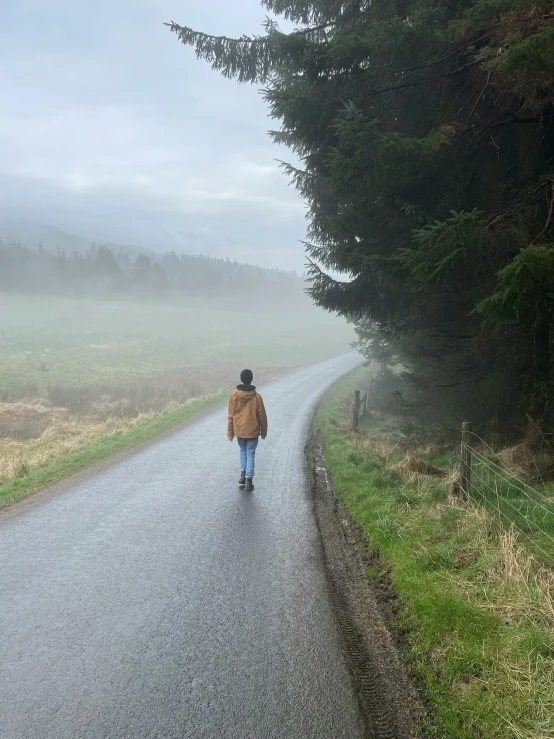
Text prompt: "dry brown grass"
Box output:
[[414, 442, 442, 458], [6, 367, 285, 417], [486, 655, 554, 739], [391, 452, 448, 481], [437, 500, 554, 631], [0, 400, 67, 439], [0, 372, 232, 484], [45, 375, 222, 417], [351, 426, 407, 465], [0, 411, 153, 483], [356, 406, 554, 631], [487, 531, 554, 629], [415, 495, 554, 733], [497, 421, 554, 484], [0, 395, 217, 484], [342, 381, 554, 628]]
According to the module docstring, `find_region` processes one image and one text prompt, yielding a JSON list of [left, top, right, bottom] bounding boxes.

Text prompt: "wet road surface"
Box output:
[[0, 355, 364, 739]]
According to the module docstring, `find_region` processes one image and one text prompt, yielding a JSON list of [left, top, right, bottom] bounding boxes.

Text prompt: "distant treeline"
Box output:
[[0, 240, 303, 302]]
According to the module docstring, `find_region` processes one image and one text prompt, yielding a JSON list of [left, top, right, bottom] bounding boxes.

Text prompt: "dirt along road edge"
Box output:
[[307, 428, 423, 739]]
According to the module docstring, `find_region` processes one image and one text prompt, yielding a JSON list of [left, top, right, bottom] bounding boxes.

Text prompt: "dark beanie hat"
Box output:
[[240, 368, 253, 385]]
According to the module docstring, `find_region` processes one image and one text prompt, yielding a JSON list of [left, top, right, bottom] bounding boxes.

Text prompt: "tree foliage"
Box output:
[[0, 240, 304, 304], [168, 0, 554, 433]]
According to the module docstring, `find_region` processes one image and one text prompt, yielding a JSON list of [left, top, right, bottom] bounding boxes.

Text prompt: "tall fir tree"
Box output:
[[167, 0, 554, 434]]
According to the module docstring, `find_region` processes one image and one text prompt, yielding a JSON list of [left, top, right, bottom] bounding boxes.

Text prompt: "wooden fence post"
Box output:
[[352, 390, 361, 430], [460, 421, 472, 499]]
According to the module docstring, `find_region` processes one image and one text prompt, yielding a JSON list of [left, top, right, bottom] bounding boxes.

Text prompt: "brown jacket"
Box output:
[[227, 385, 268, 440]]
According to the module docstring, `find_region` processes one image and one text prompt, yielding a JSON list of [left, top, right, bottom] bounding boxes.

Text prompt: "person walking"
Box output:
[[227, 369, 268, 491]]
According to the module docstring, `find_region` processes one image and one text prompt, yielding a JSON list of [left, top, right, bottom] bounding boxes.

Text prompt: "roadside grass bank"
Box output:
[[0, 392, 225, 509], [316, 368, 554, 738]]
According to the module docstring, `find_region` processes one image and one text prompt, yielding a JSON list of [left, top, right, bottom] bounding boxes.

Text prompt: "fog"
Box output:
[[0, 2, 353, 483], [0, 232, 352, 458], [0, 0, 304, 271]]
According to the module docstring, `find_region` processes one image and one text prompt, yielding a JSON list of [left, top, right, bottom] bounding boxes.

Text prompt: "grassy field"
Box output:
[[0, 294, 352, 393], [317, 368, 554, 738], [0, 292, 353, 504]]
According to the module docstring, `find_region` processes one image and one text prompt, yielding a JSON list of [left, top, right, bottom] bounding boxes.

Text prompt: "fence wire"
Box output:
[[460, 432, 554, 567]]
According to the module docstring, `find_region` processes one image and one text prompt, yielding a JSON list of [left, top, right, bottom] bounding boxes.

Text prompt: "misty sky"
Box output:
[[0, 1, 308, 271]]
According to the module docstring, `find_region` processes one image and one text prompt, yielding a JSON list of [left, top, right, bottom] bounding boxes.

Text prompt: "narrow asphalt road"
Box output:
[[0, 355, 364, 739]]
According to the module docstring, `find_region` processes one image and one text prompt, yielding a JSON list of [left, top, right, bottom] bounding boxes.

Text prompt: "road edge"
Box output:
[[306, 424, 423, 739], [0, 396, 226, 524], [0, 361, 343, 523]]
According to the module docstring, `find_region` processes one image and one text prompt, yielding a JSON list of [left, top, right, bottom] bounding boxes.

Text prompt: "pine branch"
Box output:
[[442, 57, 482, 77], [532, 182, 554, 244], [165, 23, 272, 82], [396, 33, 490, 74], [164, 23, 260, 45], [488, 114, 554, 130], [302, 228, 408, 251], [367, 80, 422, 96], [164, 21, 332, 42], [165, 20, 335, 83], [467, 70, 491, 125], [305, 257, 344, 286]]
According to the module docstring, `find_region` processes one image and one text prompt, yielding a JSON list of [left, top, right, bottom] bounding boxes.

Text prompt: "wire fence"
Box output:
[[0, 319, 56, 340], [460, 429, 554, 567]]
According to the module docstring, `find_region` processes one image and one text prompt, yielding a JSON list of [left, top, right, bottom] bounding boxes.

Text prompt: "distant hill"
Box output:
[[0, 220, 308, 308], [0, 219, 151, 260]]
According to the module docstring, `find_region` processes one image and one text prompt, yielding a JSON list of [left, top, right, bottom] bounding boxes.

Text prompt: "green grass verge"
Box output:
[[0, 392, 226, 509], [317, 368, 554, 738]]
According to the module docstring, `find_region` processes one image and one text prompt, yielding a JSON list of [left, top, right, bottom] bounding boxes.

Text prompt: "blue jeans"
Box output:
[[238, 438, 258, 478]]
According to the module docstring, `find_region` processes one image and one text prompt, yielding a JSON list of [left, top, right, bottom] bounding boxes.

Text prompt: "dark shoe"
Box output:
[[246, 478, 254, 492], [239, 471, 246, 486]]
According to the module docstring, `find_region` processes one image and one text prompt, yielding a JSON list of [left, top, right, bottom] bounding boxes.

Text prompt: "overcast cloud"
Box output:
[[0, 1, 307, 270]]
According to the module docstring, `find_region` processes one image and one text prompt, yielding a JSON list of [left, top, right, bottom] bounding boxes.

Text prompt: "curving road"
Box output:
[[0, 354, 364, 739]]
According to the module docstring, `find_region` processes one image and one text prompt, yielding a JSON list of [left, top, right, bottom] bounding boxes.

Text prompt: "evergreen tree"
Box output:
[[167, 0, 554, 432], [0, 237, 316, 308], [132, 254, 153, 284], [93, 247, 124, 290]]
